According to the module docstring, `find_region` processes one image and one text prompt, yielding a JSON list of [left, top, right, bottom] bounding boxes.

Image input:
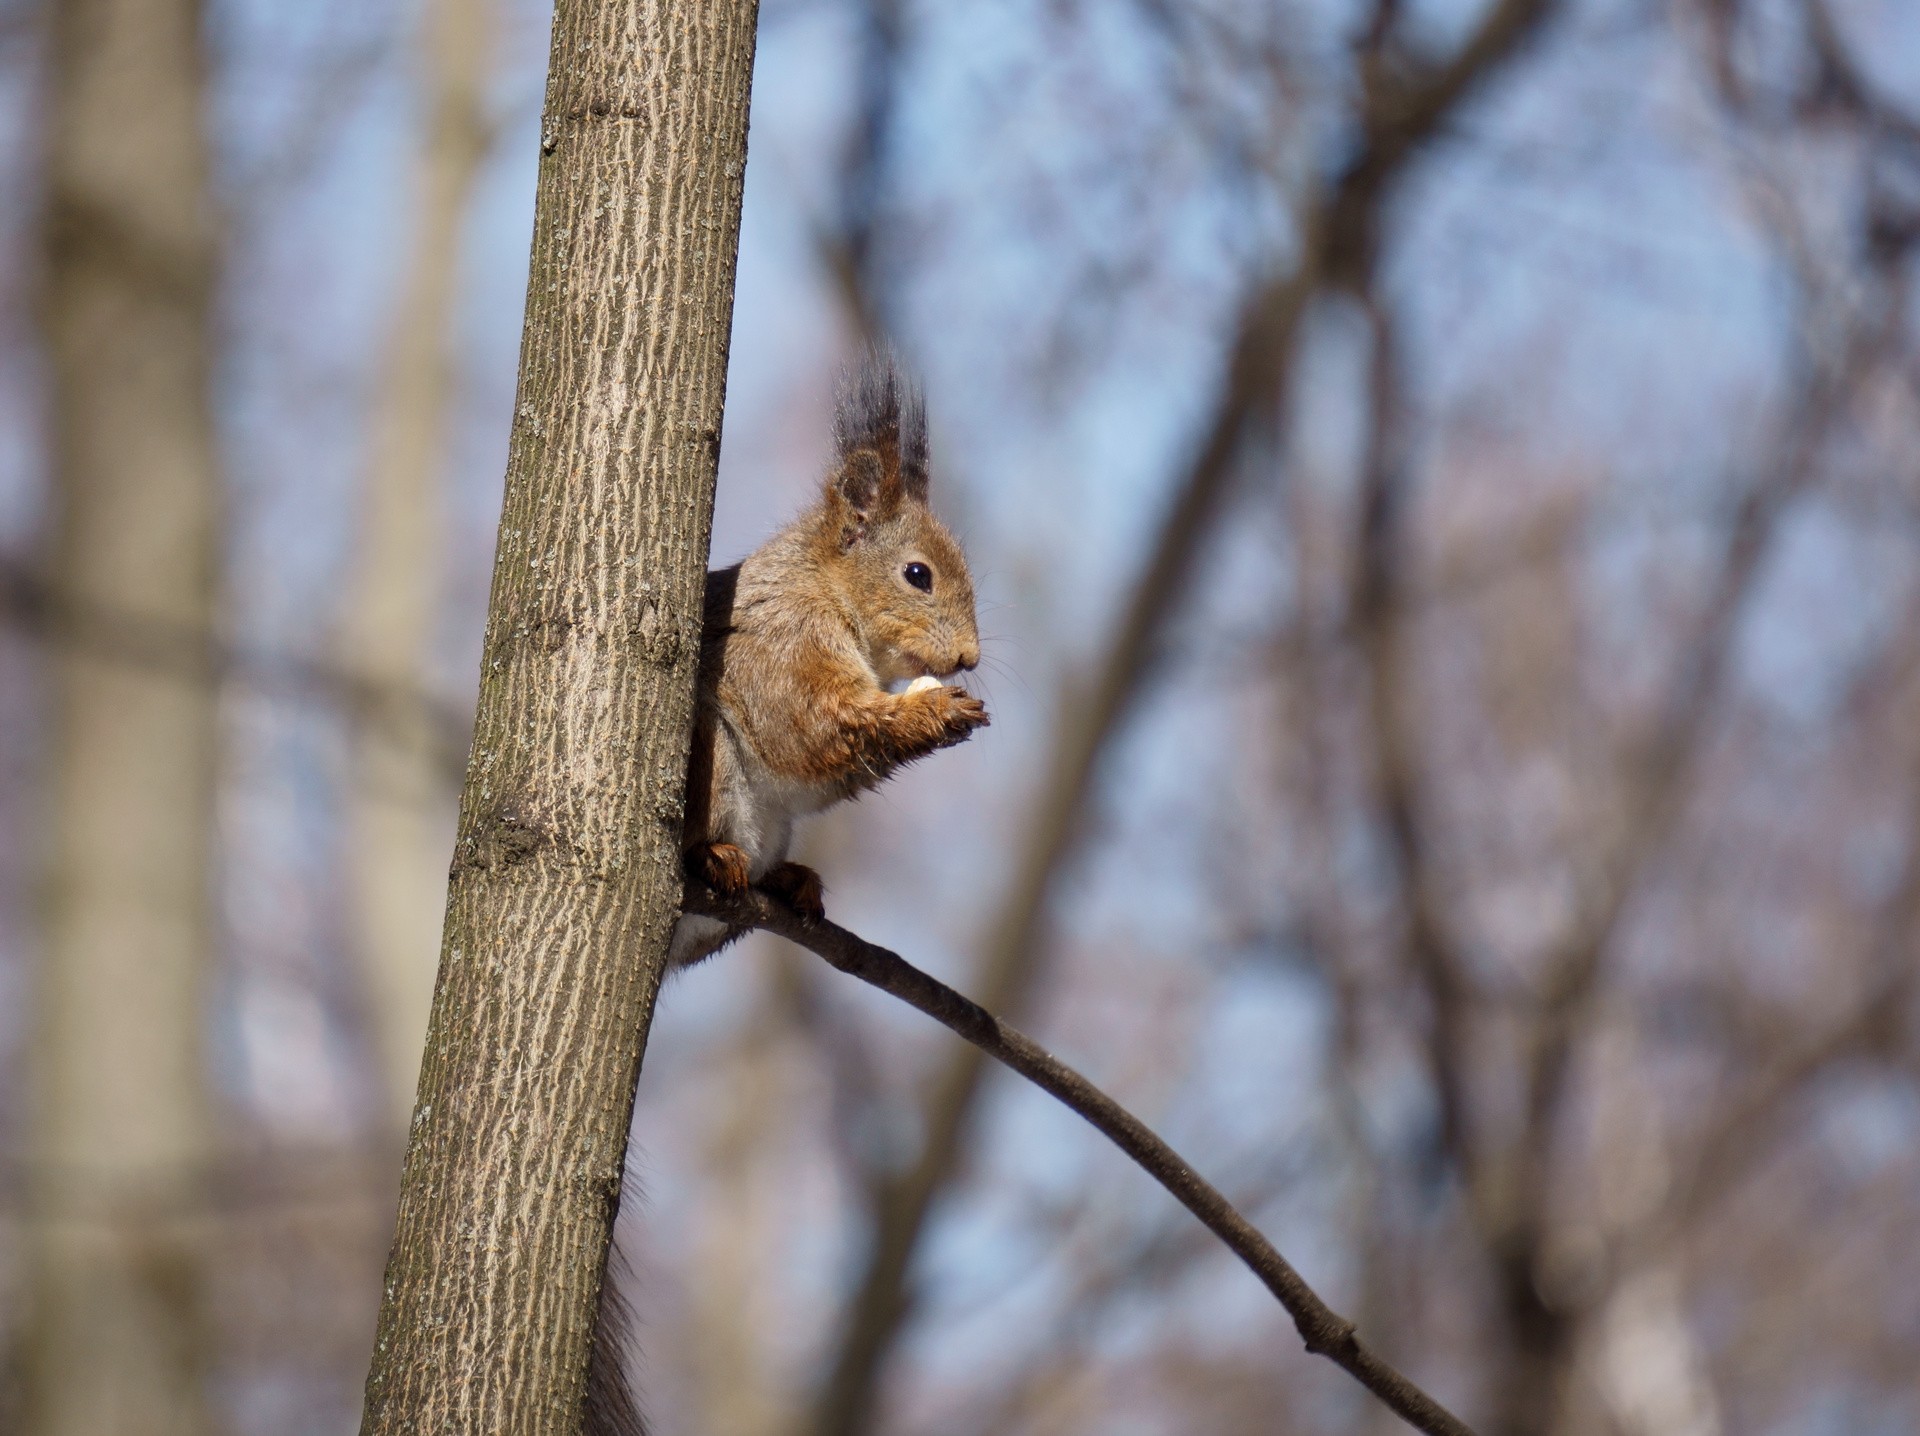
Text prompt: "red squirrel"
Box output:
[[666, 355, 988, 966], [588, 357, 989, 1435]]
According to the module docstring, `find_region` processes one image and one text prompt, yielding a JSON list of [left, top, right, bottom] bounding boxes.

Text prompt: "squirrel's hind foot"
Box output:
[[689, 841, 752, 896], [759, 861, 826, 924]]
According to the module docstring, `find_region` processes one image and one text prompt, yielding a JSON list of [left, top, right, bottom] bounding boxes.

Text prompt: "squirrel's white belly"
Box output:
[[666, 746, 805, 969], [734, 759, 801, 879]]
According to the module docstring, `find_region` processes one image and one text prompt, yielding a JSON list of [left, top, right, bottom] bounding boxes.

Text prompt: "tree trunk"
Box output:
[[358, 1, 758, 1431], [26, 0, 222, 1432], [339, 0, 494, 1128]]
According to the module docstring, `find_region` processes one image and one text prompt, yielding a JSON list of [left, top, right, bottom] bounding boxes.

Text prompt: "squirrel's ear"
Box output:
[[833, 443, 906, 545], [838, 449, 885, 513], [831, 448, 892, 547]]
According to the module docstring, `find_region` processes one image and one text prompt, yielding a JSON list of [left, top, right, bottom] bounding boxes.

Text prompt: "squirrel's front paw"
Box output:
[[929, 691, 990, 744], [923, 685, 990, 747], [689, 841, 752, 896]]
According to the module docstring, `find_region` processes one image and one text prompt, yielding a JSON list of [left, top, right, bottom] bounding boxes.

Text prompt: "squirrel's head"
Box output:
[[819, 357, 980, 687]]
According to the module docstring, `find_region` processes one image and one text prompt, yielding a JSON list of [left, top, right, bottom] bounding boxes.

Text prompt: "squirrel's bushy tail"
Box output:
[[585, 1230, 648, 1436]]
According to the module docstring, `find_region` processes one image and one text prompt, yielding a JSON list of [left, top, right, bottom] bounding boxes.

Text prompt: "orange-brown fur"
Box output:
[[669, 359, 986, 967]]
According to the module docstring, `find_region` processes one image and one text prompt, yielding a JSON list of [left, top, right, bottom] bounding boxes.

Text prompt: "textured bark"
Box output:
[[340, 0, 494, 1126], [357, 1, 758, 1432], [25, 0, 222, 1432]]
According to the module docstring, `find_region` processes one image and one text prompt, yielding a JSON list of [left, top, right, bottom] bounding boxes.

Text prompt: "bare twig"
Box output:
[[687, 885, 1478, 1436]]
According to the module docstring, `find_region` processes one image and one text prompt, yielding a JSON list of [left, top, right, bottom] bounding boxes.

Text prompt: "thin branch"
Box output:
[[687, 886, 1478, 1436]]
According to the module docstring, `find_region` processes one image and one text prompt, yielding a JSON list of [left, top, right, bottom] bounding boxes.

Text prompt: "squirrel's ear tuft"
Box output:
[[834, 348, 930, 506]]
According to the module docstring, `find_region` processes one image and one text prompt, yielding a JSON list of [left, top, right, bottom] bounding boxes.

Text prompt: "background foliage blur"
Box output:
[[3, 0, 1919, 1433]]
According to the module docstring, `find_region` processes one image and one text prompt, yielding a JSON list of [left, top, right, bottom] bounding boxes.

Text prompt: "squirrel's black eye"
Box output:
[[904, 562, 934, 592]]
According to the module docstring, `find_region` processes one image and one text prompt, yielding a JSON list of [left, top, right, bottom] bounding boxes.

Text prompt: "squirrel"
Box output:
[[587, 355, 989, 1436], [663, 354, 988, 967]]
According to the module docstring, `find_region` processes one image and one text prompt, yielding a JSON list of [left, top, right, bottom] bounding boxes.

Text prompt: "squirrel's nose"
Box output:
[[957, 645, 979, 672]]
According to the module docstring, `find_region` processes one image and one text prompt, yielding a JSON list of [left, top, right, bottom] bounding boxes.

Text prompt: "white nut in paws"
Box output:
[[904, 675, 943, 696]]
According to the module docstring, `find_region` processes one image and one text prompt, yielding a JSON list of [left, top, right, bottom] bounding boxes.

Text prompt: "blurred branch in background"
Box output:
[[24, 0, 223, 1430], [1343, 224, 1851, 1434], [0, 562, 469, 782], [1280, 5, 1920, 1433], [945, 1142, 1313, 1436]]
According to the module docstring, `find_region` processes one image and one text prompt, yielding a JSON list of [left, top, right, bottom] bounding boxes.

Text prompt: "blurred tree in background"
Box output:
[[2, 0, 1919, 1434], [25, 0, 221, 1430]]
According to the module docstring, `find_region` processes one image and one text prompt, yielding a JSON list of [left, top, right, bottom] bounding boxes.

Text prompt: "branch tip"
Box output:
[[684, 884, 1477, 1436]]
